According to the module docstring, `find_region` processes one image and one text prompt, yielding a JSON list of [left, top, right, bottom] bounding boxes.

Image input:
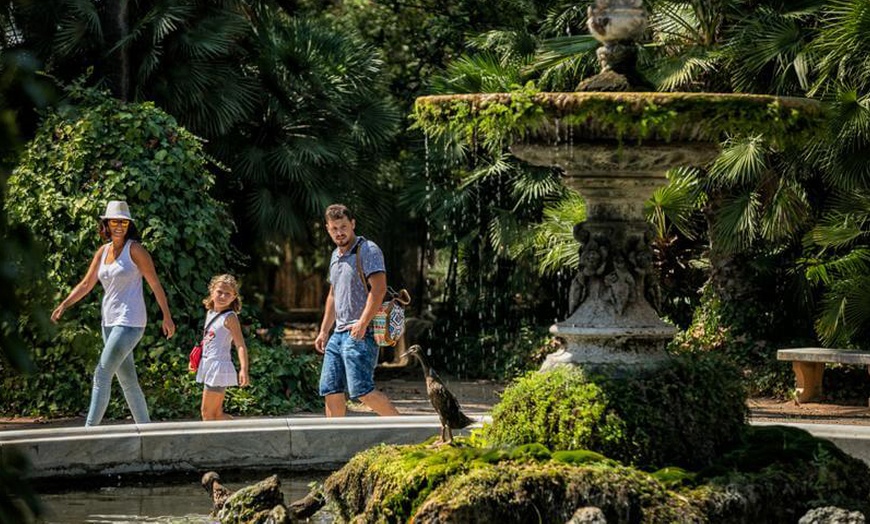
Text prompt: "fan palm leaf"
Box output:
[[646, 166, 705, 241], [810, 0, 870, 95], [532, 190, 586, 276], [221, 14, 398, 239], [721, 6, 819, 94], [431, 52, 528, 94]]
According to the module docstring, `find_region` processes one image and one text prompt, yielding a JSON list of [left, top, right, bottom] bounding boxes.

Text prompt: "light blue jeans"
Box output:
[[85, 325, 149, 426], [319, 330, 379, 400]]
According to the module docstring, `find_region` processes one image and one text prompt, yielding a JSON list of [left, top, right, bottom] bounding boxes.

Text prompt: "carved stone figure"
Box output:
[[628, 234, 662, 312], [568, 225, 610, 314], [604, 255, 635, 315], [569, 271, 587, 314]]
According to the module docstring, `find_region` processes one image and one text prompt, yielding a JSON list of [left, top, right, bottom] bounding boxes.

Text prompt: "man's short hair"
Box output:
[[325, 204, 353, 222]]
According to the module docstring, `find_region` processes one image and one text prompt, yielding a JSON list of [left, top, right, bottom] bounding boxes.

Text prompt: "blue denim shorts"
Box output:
[[319, 330, 378, 400]]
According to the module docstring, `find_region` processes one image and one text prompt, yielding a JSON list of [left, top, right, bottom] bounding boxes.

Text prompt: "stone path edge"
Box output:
[[0, 415, 483, 480]]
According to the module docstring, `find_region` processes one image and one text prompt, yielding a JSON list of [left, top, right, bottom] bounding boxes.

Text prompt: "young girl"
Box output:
[[193, 274, 249, 420]]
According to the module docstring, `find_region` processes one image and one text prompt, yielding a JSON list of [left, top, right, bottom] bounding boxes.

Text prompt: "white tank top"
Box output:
[[98, 241, 147, 327]]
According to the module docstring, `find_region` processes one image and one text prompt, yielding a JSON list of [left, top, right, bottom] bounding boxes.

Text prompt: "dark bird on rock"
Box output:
[[201, 471, 233, 515], [403, 345, 474, 444]]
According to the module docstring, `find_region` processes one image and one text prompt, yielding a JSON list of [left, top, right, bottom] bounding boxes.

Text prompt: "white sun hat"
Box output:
[[100, 200, 134, 222]]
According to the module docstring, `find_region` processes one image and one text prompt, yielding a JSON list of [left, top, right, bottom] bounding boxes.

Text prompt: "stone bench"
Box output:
[[777, 348, 870, 402]]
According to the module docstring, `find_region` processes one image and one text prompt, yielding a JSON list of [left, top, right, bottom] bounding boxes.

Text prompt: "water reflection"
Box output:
[[40, 471, 333, 523]]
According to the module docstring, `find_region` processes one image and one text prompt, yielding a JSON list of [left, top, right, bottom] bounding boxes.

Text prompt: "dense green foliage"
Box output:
[[0, 48, 52, 524], [324, 424, 870, 523], [483, 355, 747, 470], [1, 86, 321, 419]]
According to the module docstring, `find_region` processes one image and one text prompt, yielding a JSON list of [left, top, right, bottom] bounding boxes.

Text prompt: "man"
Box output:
[[314, 204, 400, 417]]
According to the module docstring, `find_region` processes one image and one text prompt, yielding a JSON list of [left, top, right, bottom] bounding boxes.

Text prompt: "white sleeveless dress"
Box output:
[[195, 311, 238, 387]]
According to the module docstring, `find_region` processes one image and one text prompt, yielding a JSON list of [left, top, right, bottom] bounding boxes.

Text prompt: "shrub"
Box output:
[[674, 292, 801, 397], [482, 353, 747, 470], [3, 84, 236, 418], [224, 335, 322, 416]]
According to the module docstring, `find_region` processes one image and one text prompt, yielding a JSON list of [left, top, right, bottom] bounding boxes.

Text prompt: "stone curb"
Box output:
[[752, 421, 870, 466], [0, 415, 485, 479]]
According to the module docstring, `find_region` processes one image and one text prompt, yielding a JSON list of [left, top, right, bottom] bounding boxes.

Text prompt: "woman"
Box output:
[[51, 200, 175, 426]]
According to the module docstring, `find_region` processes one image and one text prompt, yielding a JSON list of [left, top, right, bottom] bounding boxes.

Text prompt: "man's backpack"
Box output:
[[355, 243, 411, 347]]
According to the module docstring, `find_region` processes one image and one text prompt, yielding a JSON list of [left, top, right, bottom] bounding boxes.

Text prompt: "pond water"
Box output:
[[38, 471, 334, 523]]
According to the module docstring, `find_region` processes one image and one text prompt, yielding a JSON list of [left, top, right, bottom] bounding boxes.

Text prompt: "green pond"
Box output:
[[38, 471, 332, 523]]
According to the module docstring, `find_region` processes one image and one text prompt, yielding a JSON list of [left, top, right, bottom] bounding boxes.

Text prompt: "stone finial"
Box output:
[[577, 0, 650, 91], [587, 0, 647, 45]]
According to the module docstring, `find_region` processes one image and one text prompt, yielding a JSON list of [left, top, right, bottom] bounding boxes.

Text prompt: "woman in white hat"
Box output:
[[51, 200, 176, 426]]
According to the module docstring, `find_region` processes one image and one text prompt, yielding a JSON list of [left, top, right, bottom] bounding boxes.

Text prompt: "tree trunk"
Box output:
[[104, 0, 130, 100]]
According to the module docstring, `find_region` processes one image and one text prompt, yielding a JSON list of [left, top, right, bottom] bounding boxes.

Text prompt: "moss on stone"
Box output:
[[413, 88, 825, 153], [218, 474, 285, 523], [481, 353, 747, 470], [413, 461, 702, 523], [322, 425, 870, 523]]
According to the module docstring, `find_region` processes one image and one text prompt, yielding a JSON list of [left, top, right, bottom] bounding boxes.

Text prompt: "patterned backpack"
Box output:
[[355, 245, 411, 346]]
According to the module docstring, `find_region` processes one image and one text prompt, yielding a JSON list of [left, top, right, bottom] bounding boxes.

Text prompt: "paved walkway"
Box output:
[[2, 376, 869, 430]]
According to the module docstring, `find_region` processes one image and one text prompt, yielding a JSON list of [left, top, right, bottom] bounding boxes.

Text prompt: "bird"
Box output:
[[201, 471, 233, 515], [403, 345, 474, 445]]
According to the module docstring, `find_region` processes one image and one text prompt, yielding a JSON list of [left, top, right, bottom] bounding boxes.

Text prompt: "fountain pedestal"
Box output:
[[511, 141, 718, 368]]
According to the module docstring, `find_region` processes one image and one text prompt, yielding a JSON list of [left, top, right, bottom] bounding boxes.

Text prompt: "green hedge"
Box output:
[[482, 353, 747, 470]]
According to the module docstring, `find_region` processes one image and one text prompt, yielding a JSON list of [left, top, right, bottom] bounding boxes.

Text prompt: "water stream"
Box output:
[[38, 471, 333, 523]]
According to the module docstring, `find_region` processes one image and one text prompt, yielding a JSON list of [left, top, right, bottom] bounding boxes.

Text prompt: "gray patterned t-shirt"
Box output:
[[329, 236, 386, 332]]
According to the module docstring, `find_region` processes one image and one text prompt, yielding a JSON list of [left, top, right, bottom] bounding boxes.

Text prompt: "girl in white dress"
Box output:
[[193, 274, 249, 420]]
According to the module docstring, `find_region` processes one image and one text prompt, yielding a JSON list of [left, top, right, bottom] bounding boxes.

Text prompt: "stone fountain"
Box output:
[[415, 0, 822, 370]]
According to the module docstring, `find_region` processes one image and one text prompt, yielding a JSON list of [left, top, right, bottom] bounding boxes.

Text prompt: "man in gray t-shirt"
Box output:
[[314, 204, 399, 417]]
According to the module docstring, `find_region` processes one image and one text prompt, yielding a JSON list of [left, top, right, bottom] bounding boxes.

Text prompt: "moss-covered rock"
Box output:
[[687, 425, 870, 523], [324, 442, 702, 523], [323, 425, 870, 524], [413, 461, 702, 523], [218, 474, 285, 524], [482, 352, 747, 470]]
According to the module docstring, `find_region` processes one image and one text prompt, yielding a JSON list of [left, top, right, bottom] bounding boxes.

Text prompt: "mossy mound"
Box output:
[[323, 426, 870, 523], [482, 353, 747, 470], [689, 425, 870, 522], [324, 442, 700, 523]]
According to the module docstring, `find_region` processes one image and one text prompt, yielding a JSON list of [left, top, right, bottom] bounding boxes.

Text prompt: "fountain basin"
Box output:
[[415, 91, 824, 145]]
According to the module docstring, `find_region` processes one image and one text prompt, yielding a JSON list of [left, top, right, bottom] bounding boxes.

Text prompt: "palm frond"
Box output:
[[758, 177, 810, 243], [510, 165, 563, 209], [815, 275, 870, 345], [810, 0, 870, 94], [645, 46, 719, 91], [708, 135, 769, 189], [804, 248, 870, 286], [532, 190, 586, 276], [431, 52, 527, 95], [711, 191, 761, 253], [723, 8, 813, 94], [645, 166, 705, 240]]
